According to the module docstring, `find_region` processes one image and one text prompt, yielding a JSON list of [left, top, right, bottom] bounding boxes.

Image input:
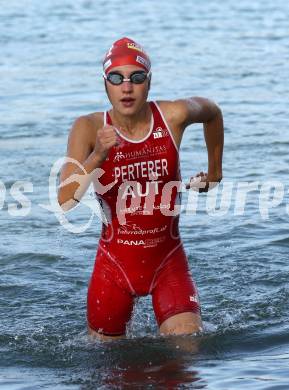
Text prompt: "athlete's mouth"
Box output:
[[120, 98, 135, 107]]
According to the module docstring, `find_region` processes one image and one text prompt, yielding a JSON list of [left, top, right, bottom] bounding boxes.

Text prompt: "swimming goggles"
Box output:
[[103, 70, 151, 85]]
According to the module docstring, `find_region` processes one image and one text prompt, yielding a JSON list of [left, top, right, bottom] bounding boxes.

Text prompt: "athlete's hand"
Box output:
[[186, 171, 222, 192], [93, 125, 119, 163]]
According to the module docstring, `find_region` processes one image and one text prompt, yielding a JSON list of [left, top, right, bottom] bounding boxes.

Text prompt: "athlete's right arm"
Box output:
[[58, 115, 117, 211]]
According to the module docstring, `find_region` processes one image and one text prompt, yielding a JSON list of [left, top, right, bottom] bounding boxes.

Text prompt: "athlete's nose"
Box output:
[[121, 80, 133, 93]]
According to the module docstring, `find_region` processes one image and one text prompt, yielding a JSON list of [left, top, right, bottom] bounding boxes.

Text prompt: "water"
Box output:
[[1, 0, 289, 388]]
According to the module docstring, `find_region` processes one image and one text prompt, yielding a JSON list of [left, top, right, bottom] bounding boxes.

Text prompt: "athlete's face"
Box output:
[[104, 65, 151, 116]]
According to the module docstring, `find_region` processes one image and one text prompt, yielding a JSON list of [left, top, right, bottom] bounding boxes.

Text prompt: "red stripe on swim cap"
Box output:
[[103, 37, 151, 74]]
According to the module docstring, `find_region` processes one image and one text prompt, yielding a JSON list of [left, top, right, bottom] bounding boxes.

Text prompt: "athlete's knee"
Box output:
[[87, 325, 126, 341], [159, 312, 203, 336]]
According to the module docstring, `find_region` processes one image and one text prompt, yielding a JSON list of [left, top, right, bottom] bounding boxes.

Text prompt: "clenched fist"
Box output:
[[93, 125, 119, 163]]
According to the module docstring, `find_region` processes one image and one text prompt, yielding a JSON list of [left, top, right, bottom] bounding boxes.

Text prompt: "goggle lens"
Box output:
[[130, 72, 147, 84], [107, 73, 123, 85]]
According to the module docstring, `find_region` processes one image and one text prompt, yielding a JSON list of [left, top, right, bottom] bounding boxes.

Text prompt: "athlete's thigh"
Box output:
[[87, 251, 134, 336], [151, 245, 201, 328]]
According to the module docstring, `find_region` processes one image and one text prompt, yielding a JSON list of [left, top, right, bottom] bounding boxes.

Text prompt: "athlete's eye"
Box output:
[[130, 72, 147, 84], [107, 73, 123, 85]]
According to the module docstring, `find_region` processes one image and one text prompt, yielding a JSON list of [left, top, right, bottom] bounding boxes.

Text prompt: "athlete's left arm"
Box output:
[[161, 97, 224, 191]]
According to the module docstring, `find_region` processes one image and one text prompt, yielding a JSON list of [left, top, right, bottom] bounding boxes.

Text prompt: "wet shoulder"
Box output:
[[87, 111, 104, 131], [155, 100, 186, 148], [156, 100, 188, 128], [73, 112, 104, 148]]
